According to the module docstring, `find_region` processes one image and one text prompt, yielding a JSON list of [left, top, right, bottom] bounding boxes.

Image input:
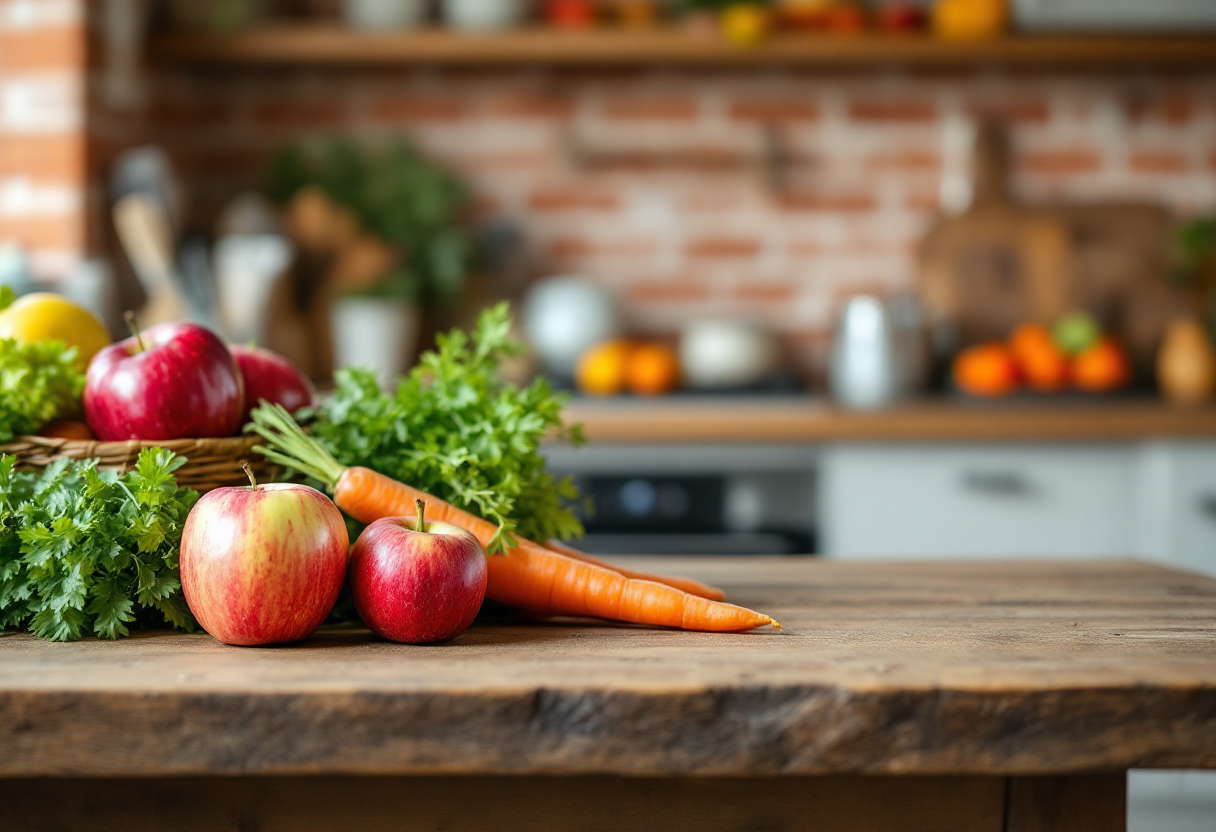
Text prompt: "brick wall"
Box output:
[[81, 40, 1216, 374], [0, 0, 86, 282]]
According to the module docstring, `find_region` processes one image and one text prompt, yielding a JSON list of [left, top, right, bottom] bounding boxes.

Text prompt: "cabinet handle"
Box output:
[[1199, 495, 1216, 521], [960, 471, 1032, 497]]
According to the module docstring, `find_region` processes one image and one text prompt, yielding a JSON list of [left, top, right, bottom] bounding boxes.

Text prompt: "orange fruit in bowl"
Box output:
[[953, 343, 1021, 397], [625, 343, 682, 396], [576, 340, 634, 396], [39, 419, 96, 441], [1072, 338, 1131, 393], [1009, 323, 1069, 393]]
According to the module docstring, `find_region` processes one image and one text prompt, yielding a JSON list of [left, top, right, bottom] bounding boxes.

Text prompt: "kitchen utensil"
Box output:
[[342, 0, 429, 30], [829, 294, 927, 410], [441, 0, 526, 31], [522, 277, 623, 380], [112, 193, 189, 326], [179, 232, 219, 327], [331, 297, 420, 390], [110, 146, 183, 234], [679, 319, 779, 390]]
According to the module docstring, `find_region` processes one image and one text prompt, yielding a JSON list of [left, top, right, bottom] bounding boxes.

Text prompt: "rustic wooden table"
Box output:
[[2, 558, 1214, 832]]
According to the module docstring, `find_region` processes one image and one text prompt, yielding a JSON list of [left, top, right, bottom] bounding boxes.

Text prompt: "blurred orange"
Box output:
[[39, 419, 96, 441], [1072, 338, 1131, 393], [576, 340, 634, 396], [626, 343, 682, 396], [1009, 323, 1069, 393], [954, 343, 1021, 396]]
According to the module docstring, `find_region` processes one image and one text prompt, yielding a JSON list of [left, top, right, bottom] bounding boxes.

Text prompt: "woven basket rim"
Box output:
[[0, 435, 261, 453]]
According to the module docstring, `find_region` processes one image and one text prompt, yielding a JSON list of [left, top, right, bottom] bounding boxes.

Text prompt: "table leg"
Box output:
[[1006, 774, 1128, 832]]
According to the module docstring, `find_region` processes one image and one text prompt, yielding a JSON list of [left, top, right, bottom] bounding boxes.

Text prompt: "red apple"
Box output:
[[181, 466, 349, 646], [349, 500, 488, 644], [85, 315, 245, 441], [231, 344, 317, 423]]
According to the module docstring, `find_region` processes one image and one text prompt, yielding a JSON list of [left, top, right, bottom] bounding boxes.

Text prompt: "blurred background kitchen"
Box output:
[[1, 0, 1215, 825]]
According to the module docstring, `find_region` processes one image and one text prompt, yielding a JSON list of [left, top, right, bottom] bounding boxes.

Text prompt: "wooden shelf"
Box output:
[[560, 398, 1216, 443], [151, 26, 1216, 68]]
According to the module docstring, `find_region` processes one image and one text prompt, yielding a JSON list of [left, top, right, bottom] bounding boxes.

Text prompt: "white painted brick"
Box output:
[[0, 73, 82, 133], [0, 178, 81, 216], [0, 0, 80, 31]]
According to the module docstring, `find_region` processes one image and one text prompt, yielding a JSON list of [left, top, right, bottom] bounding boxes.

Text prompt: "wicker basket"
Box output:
[[0, 435, 273, 493]]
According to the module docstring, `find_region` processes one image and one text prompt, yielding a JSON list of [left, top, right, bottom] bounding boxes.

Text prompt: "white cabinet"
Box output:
[[820, 444, 1141, 559], [1139, 442, 1216, 578]]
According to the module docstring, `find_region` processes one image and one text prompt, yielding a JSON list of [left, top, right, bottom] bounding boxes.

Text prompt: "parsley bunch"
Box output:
[[0, 336, 85, 444], [305, 302, 585, 554], [0, 449, 199, 641]]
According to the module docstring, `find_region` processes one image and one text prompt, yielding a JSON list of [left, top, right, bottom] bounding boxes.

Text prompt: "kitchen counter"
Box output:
[[561, 397, 1216, 443], [2, 558, 1214, 830]]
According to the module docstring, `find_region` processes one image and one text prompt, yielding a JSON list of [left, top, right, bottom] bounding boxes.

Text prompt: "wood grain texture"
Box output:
[[0, 775, 1007, 832], [1007, 775, 1127, 832], [151, 27, 1216, 68], [1, 559, 1214, 779], [560, 399, 1216, 443]]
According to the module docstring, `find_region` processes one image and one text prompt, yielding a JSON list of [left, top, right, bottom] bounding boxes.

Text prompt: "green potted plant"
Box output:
[[268, 139, 473, 386]]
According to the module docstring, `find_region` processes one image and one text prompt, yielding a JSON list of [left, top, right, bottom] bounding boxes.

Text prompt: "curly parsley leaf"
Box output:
[[0, 449, 199, 641], [0, 337, 86, 443], [308, 302, 586, 555]]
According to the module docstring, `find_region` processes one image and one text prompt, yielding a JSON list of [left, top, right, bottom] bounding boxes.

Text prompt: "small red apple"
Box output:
[[181, 464, 350, 646], [231, 344, 317, 423], [85, 314, 244, 441], [349, 499, 488, 644]]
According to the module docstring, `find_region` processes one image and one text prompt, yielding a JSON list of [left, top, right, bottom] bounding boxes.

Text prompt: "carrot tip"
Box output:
[[769, 619, 783, 630]]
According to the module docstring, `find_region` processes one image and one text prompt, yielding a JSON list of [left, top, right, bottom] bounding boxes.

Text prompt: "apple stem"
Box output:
[[415, 498, 426, 533], [242, 461, 259, 492], [124, 311, 147, 353]]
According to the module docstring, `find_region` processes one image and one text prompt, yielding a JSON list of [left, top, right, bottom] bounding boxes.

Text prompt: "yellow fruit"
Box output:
[[720, 4, 773, 46], [932, 0, 1008, 40], [576, 340, 635, 396], [0, 292, 111, 369]]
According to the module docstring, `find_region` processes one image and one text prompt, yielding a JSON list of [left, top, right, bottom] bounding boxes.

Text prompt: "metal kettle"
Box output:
[[829, 294, 927, 409]]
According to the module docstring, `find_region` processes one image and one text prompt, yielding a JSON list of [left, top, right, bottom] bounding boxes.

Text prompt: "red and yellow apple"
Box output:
[[349, 500, 487, 644], [180, 468, 349, 646]]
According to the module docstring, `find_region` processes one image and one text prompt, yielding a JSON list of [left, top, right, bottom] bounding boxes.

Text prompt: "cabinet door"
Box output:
[[1147, 442, 1216, 577], [821, 444, 1138, 559]]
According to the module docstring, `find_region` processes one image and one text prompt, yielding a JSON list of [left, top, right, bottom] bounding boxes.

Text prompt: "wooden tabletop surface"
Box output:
[[561, 398, 1216, 443], [2, 558, 1215, 779]]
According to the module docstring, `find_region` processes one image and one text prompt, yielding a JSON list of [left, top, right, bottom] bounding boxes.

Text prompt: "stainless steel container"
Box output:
[[829, 294, 927, 409]]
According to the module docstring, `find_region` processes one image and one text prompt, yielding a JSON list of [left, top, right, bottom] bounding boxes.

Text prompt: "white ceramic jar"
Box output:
[[343, 0, 429, 31], [440, 0, 526, 31]]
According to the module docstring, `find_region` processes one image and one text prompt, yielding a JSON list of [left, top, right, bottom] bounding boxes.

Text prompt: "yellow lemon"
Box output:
[[0, 292, 111, 368]]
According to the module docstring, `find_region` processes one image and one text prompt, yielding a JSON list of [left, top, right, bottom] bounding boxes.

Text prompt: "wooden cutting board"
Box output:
[[918, 124, 1190, 368]]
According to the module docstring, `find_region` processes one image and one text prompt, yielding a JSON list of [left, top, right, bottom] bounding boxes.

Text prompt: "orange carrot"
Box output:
[[250, 405, 779, 633], [335, 466, 778, 632], [543, 539, 727, 602]]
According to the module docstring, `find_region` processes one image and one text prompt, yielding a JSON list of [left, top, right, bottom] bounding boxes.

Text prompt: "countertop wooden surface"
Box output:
[[561, 398, 1216, 443], [2, 558, 1214, 780]]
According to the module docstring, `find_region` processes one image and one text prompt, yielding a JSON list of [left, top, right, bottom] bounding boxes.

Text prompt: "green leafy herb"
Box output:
[[0, 336, 86, 444], [267, 138, 473, 306], [0, 449, 199, 641], [254, 303, 586, 554]]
